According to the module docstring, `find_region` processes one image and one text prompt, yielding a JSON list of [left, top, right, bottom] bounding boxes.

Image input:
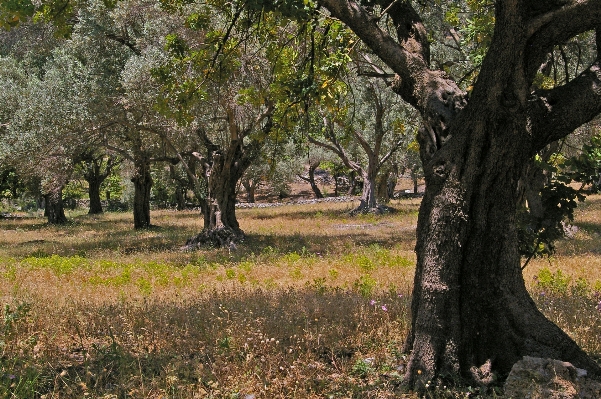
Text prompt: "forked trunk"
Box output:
[[45, 188, 67, 225], [353, 175, 377, 213], [131, 155, 152, 229], [186, 140, 252, 249], [351, 167, 380, 214]]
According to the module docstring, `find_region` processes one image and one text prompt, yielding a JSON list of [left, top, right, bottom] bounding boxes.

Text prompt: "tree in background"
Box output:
[[296, 145, 337, 199], [74, 151, 120, 214], [309, 75, 417, 213]]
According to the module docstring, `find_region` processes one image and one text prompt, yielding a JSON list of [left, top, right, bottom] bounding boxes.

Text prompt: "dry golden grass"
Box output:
[[0, 194, 599, 398]]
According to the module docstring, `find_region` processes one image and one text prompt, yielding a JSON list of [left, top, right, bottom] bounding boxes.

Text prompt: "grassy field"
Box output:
[[0, 195, 600, 398]]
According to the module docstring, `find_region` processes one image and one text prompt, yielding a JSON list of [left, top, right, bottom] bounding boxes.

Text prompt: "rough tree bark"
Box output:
[[185, 104, 274, 248], [44, 187, 67, 225], [321, 0, 601, 389]]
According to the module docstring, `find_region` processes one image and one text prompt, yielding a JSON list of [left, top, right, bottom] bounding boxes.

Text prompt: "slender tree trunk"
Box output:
[[175, 185, 185, 210], [307, 163, 324, 199], [241, 179, 256, 203], [299, 162, 324, 199], [131, 154, 152, 229], [44, 187, 67, 225], [334, 173, 340, 197], [347, 171, 357, 195], [376, 168, 395, 203]]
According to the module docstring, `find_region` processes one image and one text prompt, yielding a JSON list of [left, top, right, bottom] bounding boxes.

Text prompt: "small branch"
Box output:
[[105, 31, 141, 56]]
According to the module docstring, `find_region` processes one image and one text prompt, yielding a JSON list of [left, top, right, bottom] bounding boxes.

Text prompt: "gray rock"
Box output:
[[504, 356, 601, 399]]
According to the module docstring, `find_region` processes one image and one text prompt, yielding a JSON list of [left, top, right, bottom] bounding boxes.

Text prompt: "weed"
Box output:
[[351, 358, 375, 378], [354, 275, 377, 297], [136, 277, 153, 296], [328, 268, 339, 280], [289, 266, 302, 280], [226, 268, 236, 279]]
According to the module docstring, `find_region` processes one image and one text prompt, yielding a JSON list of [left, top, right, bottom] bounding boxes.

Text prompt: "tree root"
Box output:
[[183, 227, 245, 250], [349, 203, 397, 216]]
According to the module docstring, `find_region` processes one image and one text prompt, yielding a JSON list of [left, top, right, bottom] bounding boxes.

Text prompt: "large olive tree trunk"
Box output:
[[404, 104, 598, 388], [184, 141, 252, 248], [321, 0, 601, 389]]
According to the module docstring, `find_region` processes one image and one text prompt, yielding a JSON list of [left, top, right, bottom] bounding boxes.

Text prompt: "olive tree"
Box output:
[[319, 0, 601, 388]]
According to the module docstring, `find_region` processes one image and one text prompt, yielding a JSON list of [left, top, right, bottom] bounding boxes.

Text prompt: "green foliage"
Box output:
[[21, 254, 88, 276], [62, 179, 86, 200], [520, 136, 601, 262], [518, 179, 585, 259], [100, 169, 125, 201], [354, 274, 377, 297], [0, 167, 25, 200], [518, 151, 588, 262], [0, 0, 74, 37], [351, 358, 375, 378], [0, 0, 35, 29], [535, 268, 571, 295], [1, 302, 31, 347], [564, 134, 601, 193]]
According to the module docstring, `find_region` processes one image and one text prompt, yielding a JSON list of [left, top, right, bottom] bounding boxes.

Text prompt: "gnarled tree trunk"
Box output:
[[241, 178, 257, 203], [88, 180, 103, 214], [351, 167, 378, 214], [44, 187, 67, 225], [185, 103, 274, 249], [321, 0, 601, 390]]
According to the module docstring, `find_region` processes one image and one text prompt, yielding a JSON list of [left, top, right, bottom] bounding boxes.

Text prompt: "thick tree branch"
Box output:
[[531, 61, 601, 151], [526, 0, 601, 80], [309, 135, 362, 173], [319, 0, 425, 110], [320, 0, 466, 161], [526, 0, 601, 38], [308, 120, 362, 173], [104, 144, 133, 162], [105, 32, 141, 56]]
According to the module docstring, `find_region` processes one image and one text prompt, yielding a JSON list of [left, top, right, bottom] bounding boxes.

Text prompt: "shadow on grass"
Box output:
[[241, 229, 416, 256], [240, 202, 420, 222], [2, 289, 411, 398]]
